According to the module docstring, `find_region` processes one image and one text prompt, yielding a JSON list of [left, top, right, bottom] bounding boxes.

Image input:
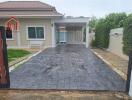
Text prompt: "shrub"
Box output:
[[91, 39, 96, 47], [123, 15, 132, 55], [95, 19, 110, 48], [94, 13, 127, 49]]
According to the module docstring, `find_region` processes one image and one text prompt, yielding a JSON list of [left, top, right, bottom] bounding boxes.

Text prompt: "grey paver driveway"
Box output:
[[10, 44, 126, 91]]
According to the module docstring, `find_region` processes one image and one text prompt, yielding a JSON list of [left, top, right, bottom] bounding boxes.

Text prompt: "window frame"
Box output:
[[26, 26, 45, 40]]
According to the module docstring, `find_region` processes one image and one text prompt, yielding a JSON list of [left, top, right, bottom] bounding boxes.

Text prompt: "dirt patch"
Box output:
[[92, 48, 128, 80], [0, 90, 131, 100]]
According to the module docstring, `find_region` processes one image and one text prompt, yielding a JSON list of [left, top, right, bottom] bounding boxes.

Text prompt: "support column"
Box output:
[[86, 22, 89, 48], [82, 26, 85, 44], [51, 20, 56, 47]]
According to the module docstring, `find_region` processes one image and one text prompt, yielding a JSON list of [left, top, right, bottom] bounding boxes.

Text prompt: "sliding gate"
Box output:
[[0, 26, 10, 88]]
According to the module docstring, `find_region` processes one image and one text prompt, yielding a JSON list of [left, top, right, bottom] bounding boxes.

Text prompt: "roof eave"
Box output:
[[0, 14, 64, 18]]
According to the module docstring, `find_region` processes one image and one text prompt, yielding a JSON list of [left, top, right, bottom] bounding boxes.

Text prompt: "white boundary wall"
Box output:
[[108, 28, 128, 60]]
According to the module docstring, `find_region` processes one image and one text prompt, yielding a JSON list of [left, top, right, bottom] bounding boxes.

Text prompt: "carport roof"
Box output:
[[55, 17, 89, 23], [55, 17, 90, 26]]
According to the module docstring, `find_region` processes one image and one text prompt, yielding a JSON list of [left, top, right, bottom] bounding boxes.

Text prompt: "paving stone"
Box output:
[[10, 44, 125, 91]]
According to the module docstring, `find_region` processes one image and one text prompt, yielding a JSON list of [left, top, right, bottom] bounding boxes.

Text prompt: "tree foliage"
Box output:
[[105, 13, 127, 28], [94, 13, 127, 48], [89, 16, 97, 33]]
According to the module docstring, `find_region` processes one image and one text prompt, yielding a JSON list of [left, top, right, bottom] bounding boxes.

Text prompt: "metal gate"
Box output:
[[0, 26, 10, 88]]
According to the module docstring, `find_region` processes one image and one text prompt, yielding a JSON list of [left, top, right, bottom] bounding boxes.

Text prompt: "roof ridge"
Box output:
[[0, 1, 63, 16], [37, 1, 55, 8], [0, 1, 56, 10], [0, 1, 54, 8]]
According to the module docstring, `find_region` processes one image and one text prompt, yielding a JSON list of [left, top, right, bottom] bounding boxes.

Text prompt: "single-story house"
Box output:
[[0, 1, 90, 49]]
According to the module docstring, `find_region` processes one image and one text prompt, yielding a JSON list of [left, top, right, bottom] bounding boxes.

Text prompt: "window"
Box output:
[[6, 27, 13, 39], [28, 27, 44, 39]]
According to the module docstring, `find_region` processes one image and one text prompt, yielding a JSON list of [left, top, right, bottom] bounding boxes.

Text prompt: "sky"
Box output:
[[0, 0, 132, 18]]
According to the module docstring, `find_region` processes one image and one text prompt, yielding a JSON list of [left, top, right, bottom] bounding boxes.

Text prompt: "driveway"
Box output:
[[10, 44, 126, 91]]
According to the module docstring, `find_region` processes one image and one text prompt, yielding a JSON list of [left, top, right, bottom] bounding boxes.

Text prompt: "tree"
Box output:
[[89, 16, 97, 33], [94, 13, 127, 48], [106, 13, 127, 28]]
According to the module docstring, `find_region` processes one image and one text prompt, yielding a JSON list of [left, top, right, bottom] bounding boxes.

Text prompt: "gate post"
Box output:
[[126, 50, 132, 94], [0, 26, 10, 88], [126, 30, 132, 95]]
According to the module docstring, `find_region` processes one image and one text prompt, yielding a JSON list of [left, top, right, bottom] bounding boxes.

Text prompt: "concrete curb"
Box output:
[[9, 49, 43, 72], [91, 49, 127, 80], [9, 54, 32, 67]]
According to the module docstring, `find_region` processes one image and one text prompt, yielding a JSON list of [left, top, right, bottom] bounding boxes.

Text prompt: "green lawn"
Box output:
[[8, 49, 31, 62]]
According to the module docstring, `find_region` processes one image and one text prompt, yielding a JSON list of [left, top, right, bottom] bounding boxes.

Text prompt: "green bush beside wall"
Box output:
[[91, 13, 127, 49], [123, 15, 132, 55], [95, 19, 110, 48]]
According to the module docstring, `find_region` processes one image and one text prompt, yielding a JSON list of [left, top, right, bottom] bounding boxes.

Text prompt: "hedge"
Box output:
[[123, 15, 132, 55], [94, 19, 110, 48], [92, 13, 127, 49]]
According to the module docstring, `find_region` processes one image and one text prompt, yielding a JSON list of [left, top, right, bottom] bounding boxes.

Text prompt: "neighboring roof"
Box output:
[[0, 1, 63, 17]]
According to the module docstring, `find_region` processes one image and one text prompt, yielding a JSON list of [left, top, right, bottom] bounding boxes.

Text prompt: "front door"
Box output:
[[59, 32, 67, 43]]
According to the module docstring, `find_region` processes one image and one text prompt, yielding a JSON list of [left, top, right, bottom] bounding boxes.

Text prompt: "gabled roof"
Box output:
[[0, 1, 63, 17], [0, 1, 54, 10]]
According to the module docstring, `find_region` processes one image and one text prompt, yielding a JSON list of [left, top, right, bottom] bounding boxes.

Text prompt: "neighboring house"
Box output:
[[0, 1, 90, 49], [108, 28, 128, 60]]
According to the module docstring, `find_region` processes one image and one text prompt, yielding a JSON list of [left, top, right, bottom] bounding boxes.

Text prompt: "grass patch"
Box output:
[[8, 49, 31, 62]]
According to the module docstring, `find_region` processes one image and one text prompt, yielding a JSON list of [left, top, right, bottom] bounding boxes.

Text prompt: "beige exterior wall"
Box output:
[[108, 28, 128, 60], [6, 32, 18, 47], [19, 18, 52, 48], [0, 18, 52, 49]]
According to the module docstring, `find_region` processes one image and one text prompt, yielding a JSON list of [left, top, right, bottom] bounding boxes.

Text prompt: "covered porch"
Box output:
[[52, 18, 90, 48]]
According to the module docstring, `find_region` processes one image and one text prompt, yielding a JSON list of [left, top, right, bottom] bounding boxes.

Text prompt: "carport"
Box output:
[[53, 17, 90, 48]]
